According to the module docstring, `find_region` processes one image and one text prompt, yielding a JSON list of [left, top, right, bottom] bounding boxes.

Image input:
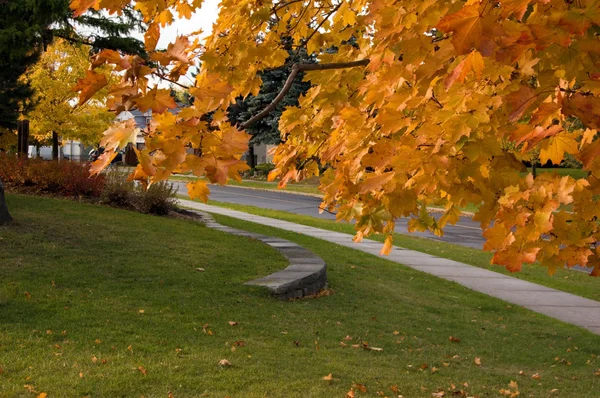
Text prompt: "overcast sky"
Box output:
[[156, 0, 220, 49]]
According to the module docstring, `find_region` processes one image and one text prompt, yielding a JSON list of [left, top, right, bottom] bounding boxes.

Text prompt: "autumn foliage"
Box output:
[[71, 0, 600, 275]]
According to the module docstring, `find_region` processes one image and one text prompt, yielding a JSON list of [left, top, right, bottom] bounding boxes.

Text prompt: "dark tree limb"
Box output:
[[239, 59, 370, 130], [0, 178, 12, 225]]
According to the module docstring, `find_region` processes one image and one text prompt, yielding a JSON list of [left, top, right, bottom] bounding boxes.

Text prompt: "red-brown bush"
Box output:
[[0, 154, 105, 197]]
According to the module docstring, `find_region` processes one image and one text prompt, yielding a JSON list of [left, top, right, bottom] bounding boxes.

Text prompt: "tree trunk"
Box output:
[[0, 178, 12, 225], [52, 132, 59, 160]]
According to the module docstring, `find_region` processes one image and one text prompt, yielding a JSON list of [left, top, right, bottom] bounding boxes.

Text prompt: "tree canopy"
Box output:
[[26, 39, 115, 146], [73, 0, 600, 276]]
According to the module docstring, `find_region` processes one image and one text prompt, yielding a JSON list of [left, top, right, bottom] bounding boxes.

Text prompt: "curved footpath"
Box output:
[[179, 198, 600, 335], [189, 210, 327, 300]]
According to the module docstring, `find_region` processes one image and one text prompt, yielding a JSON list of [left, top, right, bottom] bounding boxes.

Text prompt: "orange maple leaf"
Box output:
[[135, 88, 177, 114], [70, 0, 97, 17], [505, 85, 538, 122], [445, 50, 484, 89], [73, 70, 108, 106], [562, 93, 600, 131], [437, 3, 489, 55], [89, 151, 117, 176], [144, 22, 160, 52]]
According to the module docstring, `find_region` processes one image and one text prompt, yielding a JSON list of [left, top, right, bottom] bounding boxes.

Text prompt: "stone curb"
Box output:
[[185, 209, 327, 300]]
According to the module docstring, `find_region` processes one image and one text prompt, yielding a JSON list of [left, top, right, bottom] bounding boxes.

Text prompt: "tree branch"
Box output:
[[239, 59, 370, 130], [153, 72, 190, 90]]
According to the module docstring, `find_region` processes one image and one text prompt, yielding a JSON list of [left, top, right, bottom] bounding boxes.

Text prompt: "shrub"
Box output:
[[253, 162, 275, 177], [101, 167, 135, 208], [132, 181, 178, 215], [0, 154, 104, 197], [100, 169, 178, 215]]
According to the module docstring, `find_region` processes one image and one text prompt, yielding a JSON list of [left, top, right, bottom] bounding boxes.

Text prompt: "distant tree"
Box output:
[[26, 39, 115, 150], [0, 0, 144, 131], [227, 46, 314, 166], [0, 0, 144, 223]]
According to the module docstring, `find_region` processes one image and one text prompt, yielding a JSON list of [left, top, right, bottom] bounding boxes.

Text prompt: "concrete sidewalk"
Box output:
[[179, 199, 600, 335]]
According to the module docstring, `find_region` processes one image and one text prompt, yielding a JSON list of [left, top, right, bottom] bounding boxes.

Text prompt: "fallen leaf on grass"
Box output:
[[361, 342, 383, 351], [228, 321, 238, 326], [91, 356, 98, 363], [196, 267, 205, 272], [24, 385, 36, 393], [449, 336, 461, 343], [37, 393, 47, 398], [323, 373, 333, 381], [138, 309, 145, 314], [127, 345, 133, 353], [202, 324, 213, 335], [432, 392, 445, 397], [218, 359, 231, 367], [346, 389, 355, 398], [532, 373, 541, 380], [138, 366, 147, 375], [550, 389, 559, 394], [474, 357, 481, 366], [353, 383, 367, 392]]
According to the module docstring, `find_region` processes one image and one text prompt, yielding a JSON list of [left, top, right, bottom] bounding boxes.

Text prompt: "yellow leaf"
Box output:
[[187, 180, 210, 203], [380, 234, 393, 255], [322, 373, 333, 381], [135, 88, 177, 114], [474, 357, 482, 366], [539, 133, 578, 165]]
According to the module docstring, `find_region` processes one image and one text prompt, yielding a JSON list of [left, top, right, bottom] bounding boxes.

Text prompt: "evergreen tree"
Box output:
[[228, 46, 314, 148]]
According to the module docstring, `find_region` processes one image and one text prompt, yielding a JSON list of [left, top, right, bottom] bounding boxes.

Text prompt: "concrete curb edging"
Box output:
[[186, 209, 327, 300]]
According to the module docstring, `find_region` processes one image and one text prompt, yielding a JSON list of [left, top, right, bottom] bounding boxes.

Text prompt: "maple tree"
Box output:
[[73, 0, 600, 276], [26, 39, 116, 149]]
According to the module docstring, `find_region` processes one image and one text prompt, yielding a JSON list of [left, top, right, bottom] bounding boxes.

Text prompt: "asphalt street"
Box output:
[[173, 181, 487, 249]]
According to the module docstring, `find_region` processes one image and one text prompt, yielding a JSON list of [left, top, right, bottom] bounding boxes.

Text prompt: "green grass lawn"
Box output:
[[204, 200, 600, 302], [2, 195, 600, 397]]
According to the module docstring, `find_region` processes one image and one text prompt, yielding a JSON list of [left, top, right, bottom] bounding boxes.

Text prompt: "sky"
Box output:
[[156, 0, 220, 49]]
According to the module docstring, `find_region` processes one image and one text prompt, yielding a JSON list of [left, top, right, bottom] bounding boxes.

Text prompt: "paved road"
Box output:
[[172, 181, 486, 249]]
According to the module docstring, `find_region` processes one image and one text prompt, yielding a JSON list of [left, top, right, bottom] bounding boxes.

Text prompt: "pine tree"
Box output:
[[227, 44, 314, 149]]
